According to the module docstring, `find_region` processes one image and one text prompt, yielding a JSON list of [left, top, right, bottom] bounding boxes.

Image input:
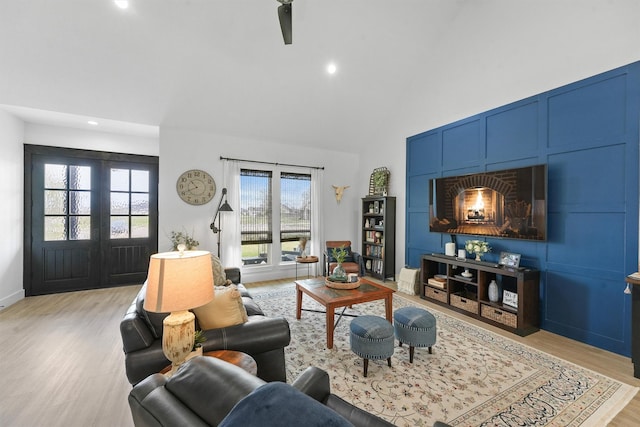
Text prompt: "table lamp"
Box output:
[[144, 250, 214, 376]]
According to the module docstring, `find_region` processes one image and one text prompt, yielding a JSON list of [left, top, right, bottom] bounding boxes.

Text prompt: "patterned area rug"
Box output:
[[251, 284, 637, 427]]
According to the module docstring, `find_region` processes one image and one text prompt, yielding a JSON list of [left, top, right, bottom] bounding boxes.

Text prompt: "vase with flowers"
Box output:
[[299, 237, 308, 258], [465, 239, 491, 261]]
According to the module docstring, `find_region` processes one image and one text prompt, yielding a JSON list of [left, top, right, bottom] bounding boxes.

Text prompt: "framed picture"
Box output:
[[499, 251, 521, 268], [503, 290, 518, 308]]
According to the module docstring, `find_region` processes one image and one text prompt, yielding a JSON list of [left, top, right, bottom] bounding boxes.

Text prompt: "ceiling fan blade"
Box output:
[[277, 3, 292, 45]]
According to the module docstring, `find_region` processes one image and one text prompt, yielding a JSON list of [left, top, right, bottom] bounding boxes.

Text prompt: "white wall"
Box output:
[[25, 123, 158, 156], [159, 127, 360, 282], [0, 110, 25, 309]]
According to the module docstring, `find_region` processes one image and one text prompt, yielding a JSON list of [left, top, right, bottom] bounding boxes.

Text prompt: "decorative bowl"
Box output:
[[325, 277, 361, 289]]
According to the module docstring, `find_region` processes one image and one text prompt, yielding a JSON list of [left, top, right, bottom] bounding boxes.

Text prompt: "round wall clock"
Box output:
[[176, 169, 216, 205]]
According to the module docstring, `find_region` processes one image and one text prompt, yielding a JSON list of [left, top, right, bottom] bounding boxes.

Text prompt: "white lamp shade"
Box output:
[[144, 250, 214, 313]]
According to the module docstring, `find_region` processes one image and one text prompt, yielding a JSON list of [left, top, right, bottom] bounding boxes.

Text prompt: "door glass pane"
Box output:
[[111, 169, 130, 191], [69, 191, 91, 215], [131, 170, 149, 192], [44, 216, 67, 241], [110, 216, 129, 239], [111, 192, 130, 215], [131, 216, 149, 238], [69, 216, 91, 240], [45, 164, 67, 189], [45, 190, 67, 215], [69, 165, 91, 190], [131, 193, 149, 214]]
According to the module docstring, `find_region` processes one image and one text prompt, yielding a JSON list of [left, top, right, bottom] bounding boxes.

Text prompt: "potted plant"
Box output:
[[371, 168, 389, 195], [169, 229, 199, 251], [187, 330, 207, 360], [331, 246, 349, 279]]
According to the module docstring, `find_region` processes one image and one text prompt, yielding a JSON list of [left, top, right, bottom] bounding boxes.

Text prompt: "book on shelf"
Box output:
[[427, 278, 446, 289]]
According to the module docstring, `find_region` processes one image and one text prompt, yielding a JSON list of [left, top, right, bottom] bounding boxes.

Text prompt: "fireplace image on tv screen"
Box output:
[[429, 165, 547, 241]]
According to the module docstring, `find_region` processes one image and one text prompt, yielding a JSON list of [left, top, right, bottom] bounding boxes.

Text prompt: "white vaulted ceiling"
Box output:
[[1, 1, 639, 152]]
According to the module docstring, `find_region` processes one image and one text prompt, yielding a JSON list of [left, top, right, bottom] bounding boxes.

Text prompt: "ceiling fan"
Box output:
[[276, 0, 293, 45]]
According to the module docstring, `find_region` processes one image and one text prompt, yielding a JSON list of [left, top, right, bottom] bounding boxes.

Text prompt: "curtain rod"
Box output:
[[220, 156, 324, 170]]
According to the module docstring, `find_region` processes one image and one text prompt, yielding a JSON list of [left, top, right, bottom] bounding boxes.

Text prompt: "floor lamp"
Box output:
[[210, 187, 233, 260]]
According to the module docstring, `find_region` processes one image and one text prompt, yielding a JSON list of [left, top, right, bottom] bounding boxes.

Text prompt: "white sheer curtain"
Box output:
[[221, 159, 242, 267], [310, 167, 324, 259]]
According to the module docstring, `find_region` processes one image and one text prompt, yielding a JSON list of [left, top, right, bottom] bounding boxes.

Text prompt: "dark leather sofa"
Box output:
[[128, 356, 396, 427], [120, 268, 291, 385]]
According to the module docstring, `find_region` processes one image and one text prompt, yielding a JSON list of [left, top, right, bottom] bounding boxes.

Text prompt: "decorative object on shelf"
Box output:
[[488, 279, 499, 302], [144, 250, 214, 376], [210, 188, 234, 260], [461, 269, 473, 278], [503, 290, 518, 308], [176, 169, 216, 205], [458, 249, 466, 259], [169, 229, 199, 251], [369, 167, 390, 196], [365, 218, 370, 228], [499, 251, 521, 268], [465, 239, 491, 261], [332, 185, 350, 204], [445, 242, 456, 256], [375, 231, 382, 243]]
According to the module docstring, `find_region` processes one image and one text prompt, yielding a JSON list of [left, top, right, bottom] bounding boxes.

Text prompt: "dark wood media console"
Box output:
[[420, 253, 540, 336]]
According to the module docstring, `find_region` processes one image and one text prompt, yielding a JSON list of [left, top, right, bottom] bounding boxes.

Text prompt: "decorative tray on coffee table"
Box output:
[[325, 276, 361, 289]]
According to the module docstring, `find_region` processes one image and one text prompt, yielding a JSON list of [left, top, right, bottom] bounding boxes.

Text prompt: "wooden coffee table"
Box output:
[[295, 277, 395, 349], [160, 350, 257, 376]]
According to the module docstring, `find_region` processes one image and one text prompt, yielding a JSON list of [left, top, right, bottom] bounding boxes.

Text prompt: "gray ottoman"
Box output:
[[394, 306, 437, 363], [349, 315, 394, 377]]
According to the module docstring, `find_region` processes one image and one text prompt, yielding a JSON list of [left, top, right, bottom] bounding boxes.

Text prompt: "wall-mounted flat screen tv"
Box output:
[[429, 164, 547, 241]]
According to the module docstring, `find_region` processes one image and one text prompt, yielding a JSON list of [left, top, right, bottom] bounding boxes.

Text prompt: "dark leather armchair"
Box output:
[[324, 240, 365, 276], [128, 356, 396, 427], [120, 267, 291, 385]]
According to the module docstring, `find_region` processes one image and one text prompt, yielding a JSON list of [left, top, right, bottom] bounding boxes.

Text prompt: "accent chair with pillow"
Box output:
[[324, 240, 365, 276], [120, 254, 291, 385]]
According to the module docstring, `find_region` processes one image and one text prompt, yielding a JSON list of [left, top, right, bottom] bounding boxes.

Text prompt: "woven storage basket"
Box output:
[[325, 277, 360, 290], [481, 304, 517, 328], [425, 286, 447, 303], [450, 293, 478, 314]]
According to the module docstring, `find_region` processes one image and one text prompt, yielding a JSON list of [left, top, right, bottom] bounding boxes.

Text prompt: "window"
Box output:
[[240, 168, 311, 265], [44, 164, 91, 241], [110, 168, 150, 239]]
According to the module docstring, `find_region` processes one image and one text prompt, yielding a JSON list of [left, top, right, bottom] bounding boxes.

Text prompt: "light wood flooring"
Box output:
[[0, 278, 638, 426]]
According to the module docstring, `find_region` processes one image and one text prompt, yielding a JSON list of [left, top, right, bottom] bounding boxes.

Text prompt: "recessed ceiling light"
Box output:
[[87, 120, 99, 126], [114, 0, 129, 9], [327, 63, 337, 75]]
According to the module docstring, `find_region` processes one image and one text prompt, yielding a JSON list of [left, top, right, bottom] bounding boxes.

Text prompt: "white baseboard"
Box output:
[[0, 289, 25, 311]]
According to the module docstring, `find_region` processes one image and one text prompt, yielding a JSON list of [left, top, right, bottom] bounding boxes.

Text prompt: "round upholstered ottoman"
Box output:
[[349, 315, 395, 377], [393, 306, 437, 363]]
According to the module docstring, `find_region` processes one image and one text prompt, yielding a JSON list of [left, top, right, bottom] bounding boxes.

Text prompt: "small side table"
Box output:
[[295, 255, 319, 279], [161, 350, 258, 376]]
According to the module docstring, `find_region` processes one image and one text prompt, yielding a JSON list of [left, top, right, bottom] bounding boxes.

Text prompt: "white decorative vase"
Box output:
[[488, 280, 499, 302], [475, 252, 482, 261]]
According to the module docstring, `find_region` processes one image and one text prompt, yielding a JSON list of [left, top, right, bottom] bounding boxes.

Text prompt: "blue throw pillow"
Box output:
[[328, 246, 354, 263], [219, 382, 354, 427]]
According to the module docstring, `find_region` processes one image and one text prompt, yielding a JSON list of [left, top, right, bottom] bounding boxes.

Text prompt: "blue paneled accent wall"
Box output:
[[406, 62, 640, 356]]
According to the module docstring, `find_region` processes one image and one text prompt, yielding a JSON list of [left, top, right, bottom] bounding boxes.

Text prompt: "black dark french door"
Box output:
[[24, 145, 158, 296]]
